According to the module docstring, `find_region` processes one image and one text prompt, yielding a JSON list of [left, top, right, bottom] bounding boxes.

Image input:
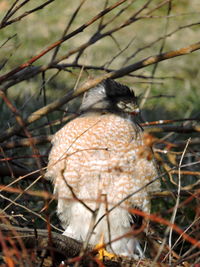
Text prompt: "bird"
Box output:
[[45, 79, 160, 258]]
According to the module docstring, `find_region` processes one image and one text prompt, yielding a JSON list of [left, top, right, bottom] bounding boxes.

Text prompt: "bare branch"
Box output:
[[0, 0, 55, 29], [0, 223, 186, 266], [0, 0, 127, 84], [0, 40, 200, 143]]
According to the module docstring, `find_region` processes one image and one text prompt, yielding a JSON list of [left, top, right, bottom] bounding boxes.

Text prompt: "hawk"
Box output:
[[45, 79, 160, 258]]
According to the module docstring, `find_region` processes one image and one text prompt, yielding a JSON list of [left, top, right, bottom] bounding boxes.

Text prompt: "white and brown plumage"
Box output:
[[45, 79, 160, 257]]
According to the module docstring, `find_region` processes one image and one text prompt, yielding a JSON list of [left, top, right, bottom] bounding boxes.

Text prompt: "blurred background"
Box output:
[[0, 0, 200, 265], [0, 0, 200, 121]]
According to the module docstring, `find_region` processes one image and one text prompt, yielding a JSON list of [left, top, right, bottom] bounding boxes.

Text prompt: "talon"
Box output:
[[95, 246, 116, 260], [94, 234, 117, 260]]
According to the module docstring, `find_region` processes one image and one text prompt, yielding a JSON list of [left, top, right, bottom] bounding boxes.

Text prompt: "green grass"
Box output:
[[0, 0, 199, 137]]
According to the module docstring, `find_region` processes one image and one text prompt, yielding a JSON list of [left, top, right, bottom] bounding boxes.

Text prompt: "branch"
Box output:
[[0, 0, 127, 84], [144, 124, 200, 133], [1, 122, 200, 152], [0, 164, 41, 180], [0, 223, 170, 266], [0, 135, 53, 150], [0, 0, 55, 29], [111, 41, 200, 79], [0, 223, 83, 265], [0, 41, 200, 142]]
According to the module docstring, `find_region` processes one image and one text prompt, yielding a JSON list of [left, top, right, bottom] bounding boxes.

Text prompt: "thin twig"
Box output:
[[168, 138, 190, 264]]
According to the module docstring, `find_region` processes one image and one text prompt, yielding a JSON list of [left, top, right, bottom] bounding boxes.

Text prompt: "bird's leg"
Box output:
[[94, 233, 117, 260]]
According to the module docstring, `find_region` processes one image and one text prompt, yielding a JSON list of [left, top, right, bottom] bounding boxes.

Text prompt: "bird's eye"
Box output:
[[125, 103, 140, 114], [117, 101, 126, 110]]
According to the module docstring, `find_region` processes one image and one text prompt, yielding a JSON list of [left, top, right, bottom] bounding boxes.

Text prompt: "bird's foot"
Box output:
[[94, 244, 117, 261], [94, 235, 117, 261], [95, 246, 117, 261]]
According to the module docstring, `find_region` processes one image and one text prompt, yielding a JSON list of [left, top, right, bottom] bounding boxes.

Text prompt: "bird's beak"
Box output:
[[130, 108, 140, 116]]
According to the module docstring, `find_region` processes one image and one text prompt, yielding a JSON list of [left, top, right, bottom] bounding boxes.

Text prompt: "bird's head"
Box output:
[[80, 79, 139, 117]]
